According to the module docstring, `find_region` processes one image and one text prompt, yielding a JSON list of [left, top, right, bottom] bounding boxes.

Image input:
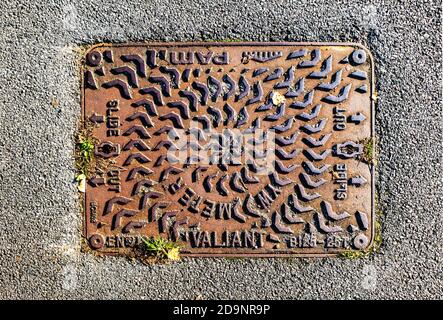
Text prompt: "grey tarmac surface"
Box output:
[[0, 0, 441, 299]]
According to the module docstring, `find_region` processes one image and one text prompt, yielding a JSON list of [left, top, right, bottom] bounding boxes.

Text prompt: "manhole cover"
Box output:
[[81, 42, 374, 257]]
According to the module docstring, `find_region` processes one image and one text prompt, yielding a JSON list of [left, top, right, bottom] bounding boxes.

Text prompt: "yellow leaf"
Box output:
[[271, 91, 285, 105], [77, 174, 86, 193], [166, 247, 180, 261]]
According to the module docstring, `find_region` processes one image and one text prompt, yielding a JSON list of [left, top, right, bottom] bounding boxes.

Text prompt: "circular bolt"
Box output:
[[351, 49, 367, 65], [86, 50, 102, 67], [89, 234, 104, 250], [353, 233, 369, 250]]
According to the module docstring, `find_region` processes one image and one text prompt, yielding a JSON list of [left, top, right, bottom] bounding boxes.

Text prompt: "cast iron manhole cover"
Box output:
[[82, 42, 374, 256]]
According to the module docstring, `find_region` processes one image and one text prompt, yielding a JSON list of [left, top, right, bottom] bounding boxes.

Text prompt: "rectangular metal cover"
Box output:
[[82, 42, 374, 256]]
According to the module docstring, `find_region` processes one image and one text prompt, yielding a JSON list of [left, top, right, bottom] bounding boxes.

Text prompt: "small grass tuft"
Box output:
[[79, 138, 94, 163], [140, 237, 181, 263], [74, 119, 112, 180], [359, 137, 376, 165], [75, 122, 97, 177]]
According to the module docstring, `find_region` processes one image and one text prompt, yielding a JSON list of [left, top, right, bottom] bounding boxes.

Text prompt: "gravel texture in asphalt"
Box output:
[[0, 0, 441, 299]]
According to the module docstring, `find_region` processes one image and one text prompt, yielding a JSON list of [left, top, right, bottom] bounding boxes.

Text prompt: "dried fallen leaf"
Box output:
[[76, 174, 86, 193], [166, 247, 180, 261], [271, 91, 286, 105]]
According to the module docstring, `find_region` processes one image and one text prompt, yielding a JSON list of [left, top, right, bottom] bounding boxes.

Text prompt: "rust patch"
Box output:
[[81, 42, 375, 257]]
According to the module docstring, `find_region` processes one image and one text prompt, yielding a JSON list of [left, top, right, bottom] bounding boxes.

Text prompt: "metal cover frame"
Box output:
[[81, 42, 375, 257]]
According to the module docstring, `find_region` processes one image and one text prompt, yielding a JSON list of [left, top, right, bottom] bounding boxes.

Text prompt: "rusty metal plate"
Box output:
[[81, 42, 374, 257]]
